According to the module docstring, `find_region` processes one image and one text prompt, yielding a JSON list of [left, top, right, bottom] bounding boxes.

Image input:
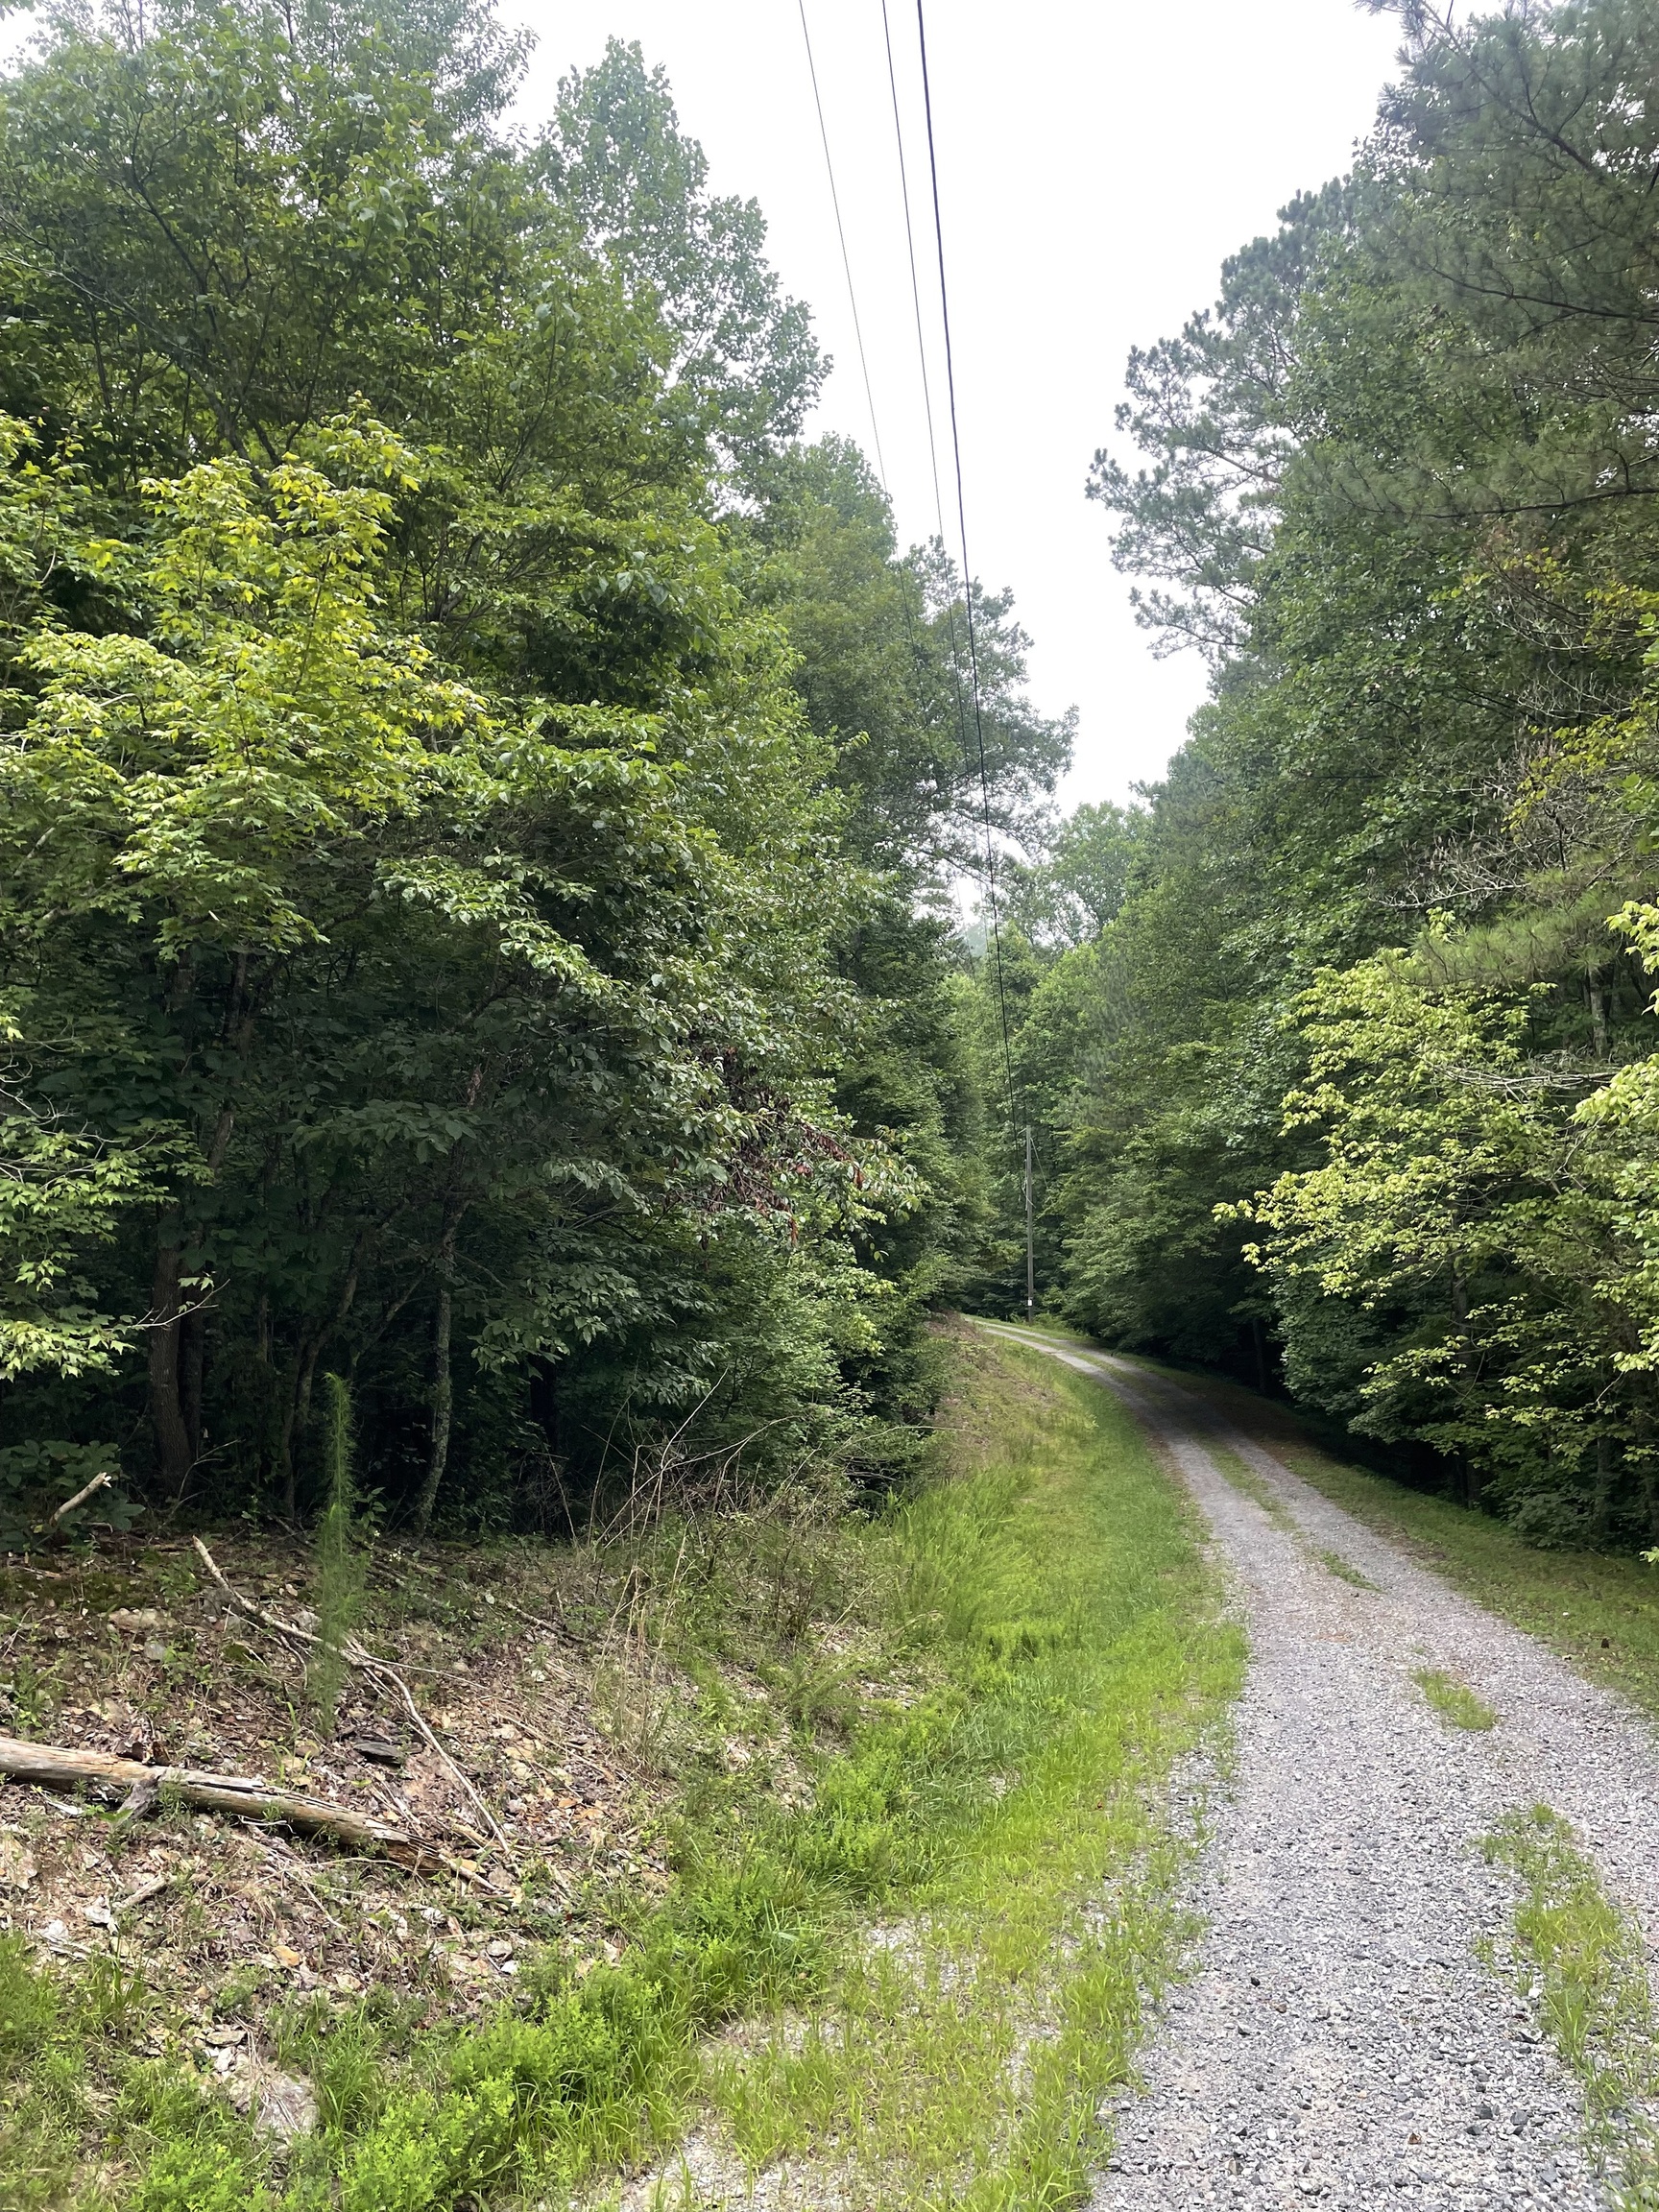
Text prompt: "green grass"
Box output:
[[1412, 1668, 1498, 1731], [680, 1337, 1244, 2209], [1314, 1547, 1381, 1592], [0, 1332, 1242, 2212], [1204, 1445, 1296, 1531], [1485, 1807, 1659, 2203]]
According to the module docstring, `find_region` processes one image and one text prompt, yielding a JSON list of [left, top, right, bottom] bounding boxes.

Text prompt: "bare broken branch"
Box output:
[[0, 1733, 439, 1868], [191, 1538, 513, 1861]]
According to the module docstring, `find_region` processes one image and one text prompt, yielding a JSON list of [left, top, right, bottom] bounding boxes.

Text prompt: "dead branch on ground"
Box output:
[[0, 1734, 437, 1868], [191, 1538, 514, 1861]]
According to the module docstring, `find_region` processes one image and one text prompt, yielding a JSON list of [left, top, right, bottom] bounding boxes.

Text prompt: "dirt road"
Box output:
[[989, 1328, 1659, 2211]]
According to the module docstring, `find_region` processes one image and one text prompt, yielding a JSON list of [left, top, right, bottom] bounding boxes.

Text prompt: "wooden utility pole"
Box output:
[[1024, 1125, 1035, 1320]]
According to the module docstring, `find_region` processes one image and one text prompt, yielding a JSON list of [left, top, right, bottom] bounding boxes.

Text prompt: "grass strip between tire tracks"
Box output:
[[1413, 1669, 1499, 1733]]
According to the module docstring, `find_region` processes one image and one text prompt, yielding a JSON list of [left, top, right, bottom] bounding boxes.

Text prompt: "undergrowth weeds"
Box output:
[[0, 1328, 1241, 2210], [1485, 1807, 1659, 2206], [668, 1331, 1243, 2209], [1413, 1670, 1499, 1732]]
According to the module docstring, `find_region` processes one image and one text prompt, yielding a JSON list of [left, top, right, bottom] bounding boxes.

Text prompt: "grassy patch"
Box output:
[[1204, 1445, 1296, 1530], [671, 1334, 1243, 2209], [1314, 1548, 1381, 1592], [0, 1331, 1241, 2211], [1412, 1668, 1498, 1731], [1485, 1807, 1659, 2200]]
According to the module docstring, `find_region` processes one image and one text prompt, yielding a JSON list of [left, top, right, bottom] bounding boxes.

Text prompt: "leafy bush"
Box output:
[[131, 2140, 263, 2212]]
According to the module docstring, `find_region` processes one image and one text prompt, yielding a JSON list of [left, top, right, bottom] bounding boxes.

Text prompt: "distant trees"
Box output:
[[984, 0, 1659, 1548]]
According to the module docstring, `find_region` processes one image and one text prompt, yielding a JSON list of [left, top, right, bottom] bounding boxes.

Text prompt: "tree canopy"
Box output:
[[0, 0, 1065, 1533], [984, 0, 1659, 1551]]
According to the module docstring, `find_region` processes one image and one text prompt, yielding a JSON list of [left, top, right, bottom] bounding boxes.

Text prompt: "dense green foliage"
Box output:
[[983, 0, 1659, 1550], [0, 0, 1063, 1527]]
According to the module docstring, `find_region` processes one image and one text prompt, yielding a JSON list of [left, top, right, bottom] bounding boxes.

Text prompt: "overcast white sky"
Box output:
[[507, 0, 1405, 810]]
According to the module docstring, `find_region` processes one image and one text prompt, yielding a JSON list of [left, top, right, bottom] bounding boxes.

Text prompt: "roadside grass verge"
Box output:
[[1485, 1807, 1659, 2203], [1413, 1669, 1498, 1732], [681, 1335, 1244, 2209], [0, 1329, 1241, 2212]]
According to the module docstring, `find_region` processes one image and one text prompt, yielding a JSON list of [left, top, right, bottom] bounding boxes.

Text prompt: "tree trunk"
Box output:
[[1250, 1316, 1269, 1397], [1588, 971, 1610, 1060], [1593, 1433, 1616, 1548], [147, 1217, 192, 1495], [148, 1096, 235, 1498], [180, 1307, 206, 1468], [529, 1357, 560, 1452], [411, 1088, 480, 1540], [1642, 1465, 1659, 1551], [413, 1215, 458, 1539], [254, 1293, 276, 1490], [273, 1234, 368, 1522], [1450, 1268, 1481, 1508], [275, 1349, 303, 1523], [276, 1337, 326, 1523]]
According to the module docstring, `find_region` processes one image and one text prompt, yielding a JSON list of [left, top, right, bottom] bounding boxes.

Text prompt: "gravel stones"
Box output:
[[999, 1341, 1659, 2212]]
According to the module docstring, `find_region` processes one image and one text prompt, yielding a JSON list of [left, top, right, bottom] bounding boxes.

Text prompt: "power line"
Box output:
[[878, 0, 985, 902], [796, 0, 890, 493], [797, 0, 1022, 1170], [801, 0, 964, 905], [878, 0, 982, 913], [913, 0, 1020, 1129], [879, 0, 948, 542]]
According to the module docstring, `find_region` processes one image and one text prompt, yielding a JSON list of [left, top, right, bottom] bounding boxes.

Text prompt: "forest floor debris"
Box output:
[[0, 1463, 957, 2209], [0, 1325, 1246, 2209], [0, 1528, 673, 2015]]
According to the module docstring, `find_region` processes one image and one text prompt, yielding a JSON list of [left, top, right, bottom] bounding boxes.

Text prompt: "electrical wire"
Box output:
[[913, 0, 1020, 1127], [878, 0, 984, 914], [879, 0, 948, 543], [878, 0, 986, 877], [797, 0, 890, 493], [796, 0, 1021, 1147], [798, 0, 962, 907]]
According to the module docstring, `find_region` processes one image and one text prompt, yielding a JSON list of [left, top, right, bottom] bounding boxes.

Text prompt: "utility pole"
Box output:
[[1023, 1124, 1035, 1320]]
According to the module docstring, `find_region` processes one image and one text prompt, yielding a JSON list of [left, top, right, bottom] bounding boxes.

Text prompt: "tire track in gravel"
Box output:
[[985, 1327, 1659, 2212]]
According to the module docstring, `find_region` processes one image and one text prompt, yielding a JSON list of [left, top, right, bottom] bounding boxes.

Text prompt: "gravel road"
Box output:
[[988, 1329, 1659, 2212]]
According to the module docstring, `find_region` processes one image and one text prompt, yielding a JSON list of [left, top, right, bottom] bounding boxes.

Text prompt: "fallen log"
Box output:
[[0, 1733, 441, 1871]]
